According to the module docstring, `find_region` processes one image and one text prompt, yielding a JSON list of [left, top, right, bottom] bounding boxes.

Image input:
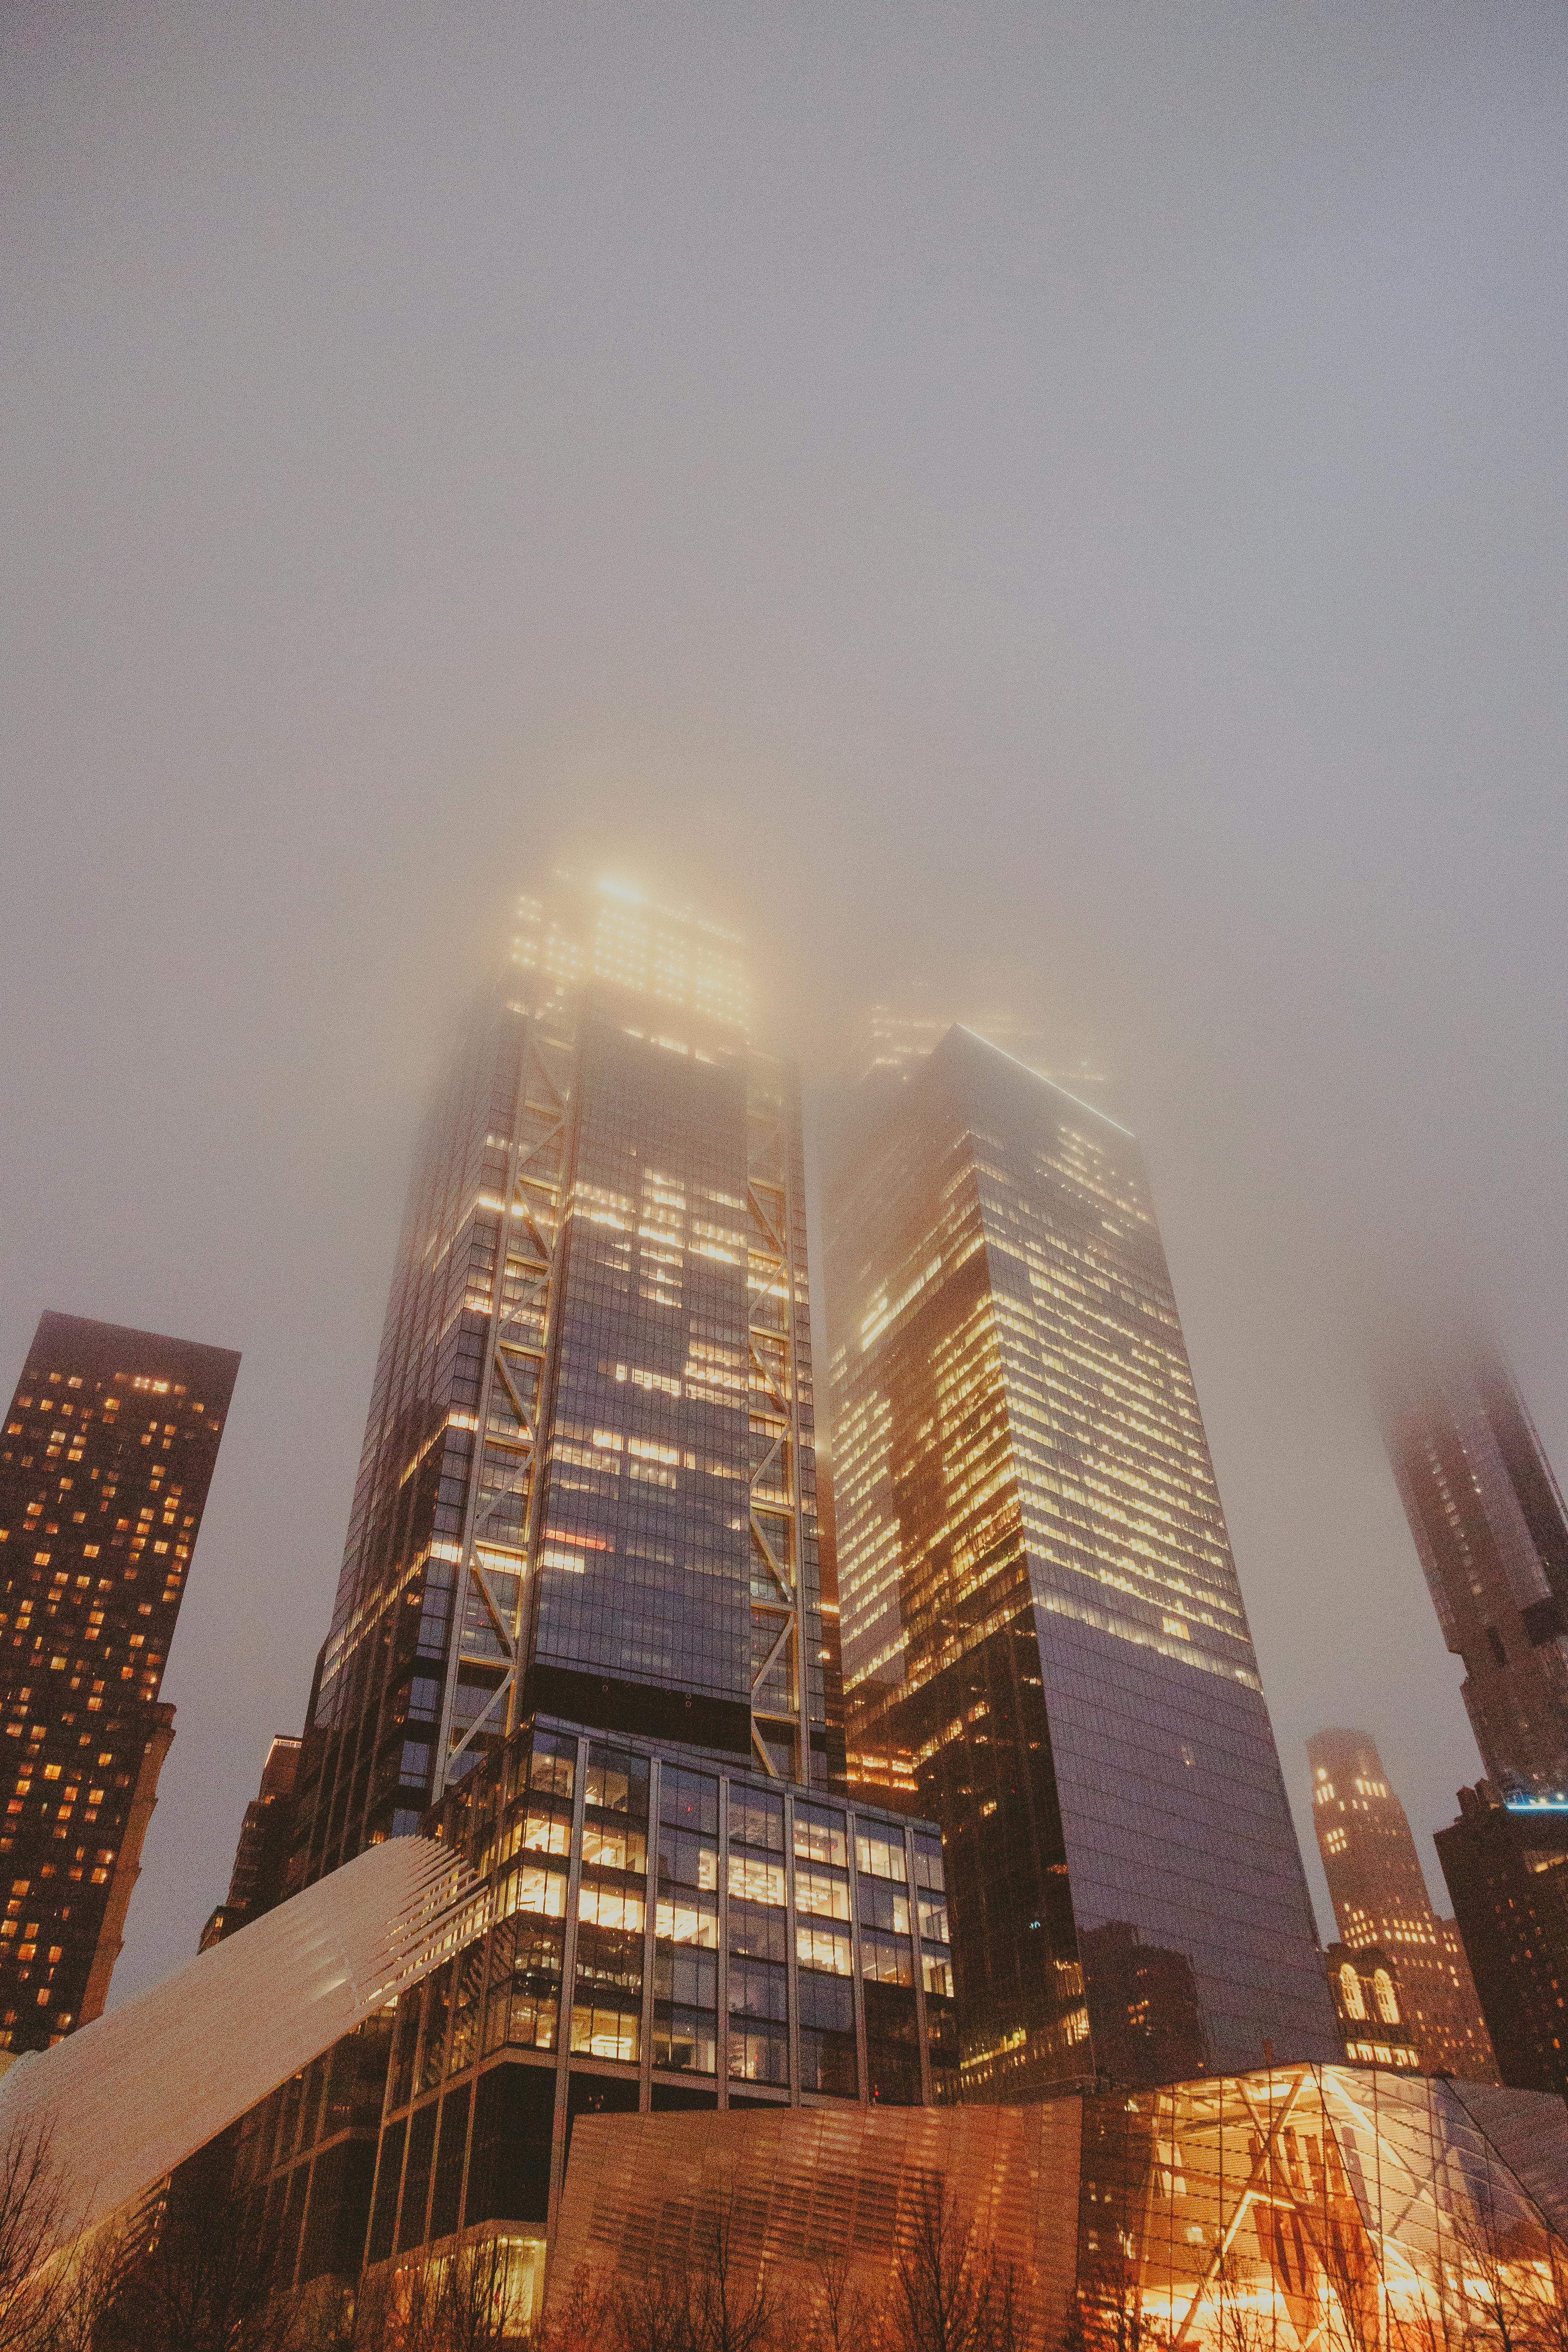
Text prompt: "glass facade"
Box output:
[[0, 1312, 239, 2048], [239, 1719, 954, 2293], [1384, 1342, 1568, 1800], [291, 879, 827, 1885], [1434, 1783, 1568, 2098], [1308, 1727, 1495, 2080], [552, 2064, 1568, 2352], [827, 1026, 1340, 2097]]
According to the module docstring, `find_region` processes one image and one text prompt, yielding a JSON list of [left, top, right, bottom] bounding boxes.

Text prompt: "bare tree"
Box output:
[[683, 2188, 789, 2352], [805, 2245, 883, 2352], [0, 2125, 73, 2352], [610, 2260, 692, 2352], [890, 2171, 1032, 2352], [93, 2139, 286, 2352], [534, 2265, 613, 2352], [432, 2237, 532, 2352], [1446, 2175, 1555, 2352]]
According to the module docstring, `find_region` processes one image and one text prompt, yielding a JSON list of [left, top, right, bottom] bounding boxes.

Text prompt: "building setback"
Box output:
[[1307, 1727, 1495, 2079], [1383, 1340, 1568, 1798], [1435, 1783, 1568, 2097], [826, 1026, 1339, 2097], [0, 1312, 239, 2048], [289, 876, 827, 1887]]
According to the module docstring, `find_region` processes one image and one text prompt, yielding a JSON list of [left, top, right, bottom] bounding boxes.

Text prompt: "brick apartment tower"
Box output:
[[0, 1313, 239, 2048]]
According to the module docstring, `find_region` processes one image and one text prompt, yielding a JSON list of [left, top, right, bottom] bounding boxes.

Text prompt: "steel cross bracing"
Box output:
[[432, 996, 575, 1797], [746, 1072, 806, 1780]]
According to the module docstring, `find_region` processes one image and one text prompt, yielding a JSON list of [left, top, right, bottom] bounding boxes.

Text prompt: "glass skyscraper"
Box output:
[[827, 1025, 1339, 2097], [1383, 1339, 1568, 1799], [291, 877, 829, 1886]]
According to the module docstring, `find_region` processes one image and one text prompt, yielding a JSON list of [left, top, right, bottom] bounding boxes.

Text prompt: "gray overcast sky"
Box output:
[[3, 2, 1566, 1998]]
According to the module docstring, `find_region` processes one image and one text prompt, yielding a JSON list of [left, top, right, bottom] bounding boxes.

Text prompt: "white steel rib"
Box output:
[[0, 1836, 486, 2236]]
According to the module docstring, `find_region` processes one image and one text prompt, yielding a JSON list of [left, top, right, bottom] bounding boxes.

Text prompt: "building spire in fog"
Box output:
[[1382, 1336, 1568, 1799]]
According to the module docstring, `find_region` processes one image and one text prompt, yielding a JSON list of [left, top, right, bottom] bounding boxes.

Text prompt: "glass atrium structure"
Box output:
[[291, 877, 829, 1884], [554, 2065, 1567, 2352], [827, 1026, 1340, 2097]]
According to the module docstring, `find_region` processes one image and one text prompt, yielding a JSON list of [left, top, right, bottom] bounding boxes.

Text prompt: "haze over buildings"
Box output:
[[291, 874, 826, 1888], [4, 1, 1565, 2014]]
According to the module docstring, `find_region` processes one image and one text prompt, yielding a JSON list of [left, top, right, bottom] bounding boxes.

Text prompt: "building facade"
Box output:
[[552, 2065, 1567, 2350], [0, 1311, 239, 2049], [1323, 1942, 1421, 2070], [290, 877, 827, 1886], [1384, 1341, 1568, 1798], [238, 1718, 952, 2311], [1307, 1727, 1495, 2079], [203, 1733, 302, 1948], [826, 1026, 1339, 2098], [1435, 1782, 1568, 2098]]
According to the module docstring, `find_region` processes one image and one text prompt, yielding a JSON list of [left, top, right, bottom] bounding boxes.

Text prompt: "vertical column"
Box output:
[[546, 1730, 590, 2237], [717, 1775, 731, 2110], [784, 1787, 801, 2103], [639, 1758, 661, 2110]]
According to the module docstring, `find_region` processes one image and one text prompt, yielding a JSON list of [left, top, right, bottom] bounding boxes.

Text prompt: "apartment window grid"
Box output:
[[0, 1317, 237, 2049]]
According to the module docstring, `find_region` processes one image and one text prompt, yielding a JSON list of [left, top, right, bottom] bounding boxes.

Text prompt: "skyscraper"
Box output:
[[1383, 1340, 1568, 1798], [202, 1733, 301, 1948], [1307, 1727, 1495, 2079], [290, 876, 827, 1886], [827, 1025, 1340, 2096], [1434, 1783, 1568, 2096], [0, 1311, 239, 2048]]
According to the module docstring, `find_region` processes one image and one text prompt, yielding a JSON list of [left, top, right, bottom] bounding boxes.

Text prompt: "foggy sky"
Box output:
[[3, 2, 1567, 2000]]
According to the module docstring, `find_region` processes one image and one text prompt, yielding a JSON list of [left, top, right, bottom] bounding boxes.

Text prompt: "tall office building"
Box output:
[[291, 876, 827, 1886], [827, 1026, 1340, 2097], [1435, 1783, 1568, 2096], [1307, 1727, 1495, 2079], [0, 1312, 239, 2047], [1384, 1340, 1568, 1798]]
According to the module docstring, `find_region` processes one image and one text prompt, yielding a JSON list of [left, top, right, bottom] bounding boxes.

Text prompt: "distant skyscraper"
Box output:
[[1307, 1727, 1495, 2079], [0, 1312, 239, 2048], [290, 876, 827, 1885], [1383, 1340, 1568, 1798], [202, 1733, 300, 1949], [827, 1025, 1339, 2096], [1435, 1782, 1568, 2096]]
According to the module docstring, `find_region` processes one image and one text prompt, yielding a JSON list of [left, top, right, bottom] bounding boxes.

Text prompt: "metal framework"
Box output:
[[0, 1838, 484, 2239], [746, 1063, 807, 1779], [434, 990, 576, 1796], [432, 995, 812, 1792]]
